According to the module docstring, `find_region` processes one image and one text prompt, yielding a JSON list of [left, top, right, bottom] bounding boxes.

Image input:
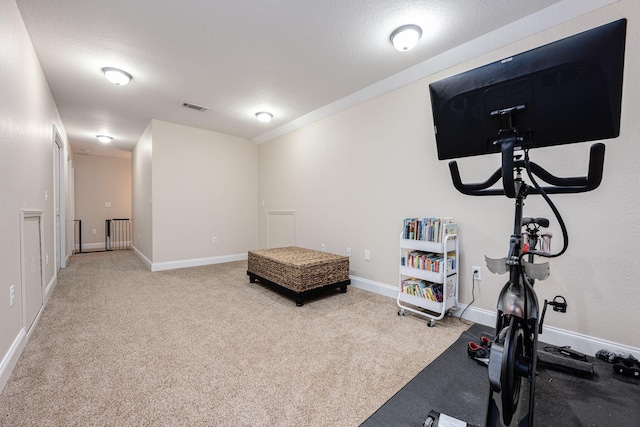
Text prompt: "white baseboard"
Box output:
[[76, 241, 132, 252], [537, 323, 640, 359], [77, 242, 107, 251], [0, 329, 26, 393], [0, 295, 50, 393], [131, 245, 152, 270], [151, 253, 248, 272], [350, 276, 398, 298], [352, 275, 640, 358], [44, 273, 57, 299], [0, 271, 58, 393], [454, 304, 640, 358], [128, 247, 249, 272]]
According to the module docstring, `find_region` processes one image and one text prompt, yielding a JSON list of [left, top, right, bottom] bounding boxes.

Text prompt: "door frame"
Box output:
[[53, 125, 66, 270]]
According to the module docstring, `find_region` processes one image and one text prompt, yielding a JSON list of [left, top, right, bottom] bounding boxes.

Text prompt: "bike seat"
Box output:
[[522, 217, 549, 227]]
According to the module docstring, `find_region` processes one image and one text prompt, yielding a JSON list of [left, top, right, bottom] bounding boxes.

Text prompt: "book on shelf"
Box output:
[[403, 217, 457, 243], [400, 278, 443, 302], [402, 250, 456, 272]]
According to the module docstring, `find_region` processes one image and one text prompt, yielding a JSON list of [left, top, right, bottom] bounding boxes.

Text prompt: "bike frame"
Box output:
[[486, 171, 540, 427], [448, 139, 606, 426]]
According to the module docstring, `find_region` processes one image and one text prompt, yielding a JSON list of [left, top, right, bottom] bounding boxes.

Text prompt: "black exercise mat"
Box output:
[[361, 323, 640, 426]]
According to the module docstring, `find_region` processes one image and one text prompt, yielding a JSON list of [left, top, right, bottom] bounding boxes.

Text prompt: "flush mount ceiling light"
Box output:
[[101, 67, 132, 85], [255, 112, 273, 123], [96, 135, 113, 143], [390, 24, 422, 52]]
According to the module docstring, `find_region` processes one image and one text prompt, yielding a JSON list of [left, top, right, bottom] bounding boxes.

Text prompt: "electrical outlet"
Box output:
[[321, 244, 326, 252], [472, 266, 482, 280], [212, 235, 218, 244], [364, 250, 371, 261], [346, 247, 351, 256]]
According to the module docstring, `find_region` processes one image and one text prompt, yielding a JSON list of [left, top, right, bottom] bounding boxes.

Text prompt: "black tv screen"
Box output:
[[429, 19, 626, 160]]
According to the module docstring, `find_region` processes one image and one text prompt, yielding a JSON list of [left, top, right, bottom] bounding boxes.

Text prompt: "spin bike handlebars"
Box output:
[[448, 142, 606, 197]]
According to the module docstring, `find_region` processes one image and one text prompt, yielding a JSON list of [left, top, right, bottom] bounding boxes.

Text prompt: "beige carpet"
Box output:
[[0, 250, 471, 426]]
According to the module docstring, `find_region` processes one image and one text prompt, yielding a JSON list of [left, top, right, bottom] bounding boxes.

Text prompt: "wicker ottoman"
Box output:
[[247, 246, 350, 306]]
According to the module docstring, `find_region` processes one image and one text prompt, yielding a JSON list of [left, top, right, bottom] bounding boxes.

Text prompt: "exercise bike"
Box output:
[[446, 119, 606, 426]]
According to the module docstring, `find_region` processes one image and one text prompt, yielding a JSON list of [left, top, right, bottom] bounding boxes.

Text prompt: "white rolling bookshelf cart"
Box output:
[[397, 231, 459, 327]]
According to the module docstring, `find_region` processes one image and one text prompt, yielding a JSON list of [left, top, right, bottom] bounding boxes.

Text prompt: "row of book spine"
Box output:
[[400, 278, 443, 302], [403, 217, 457, 243], [402, 251, 456, 273]]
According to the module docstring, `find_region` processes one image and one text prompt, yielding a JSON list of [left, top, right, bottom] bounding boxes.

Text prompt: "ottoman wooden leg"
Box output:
[[295, 294, 304, 307]]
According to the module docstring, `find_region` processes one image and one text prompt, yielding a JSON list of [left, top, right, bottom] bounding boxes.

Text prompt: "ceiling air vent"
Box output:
[[181, 102, 209, 112]]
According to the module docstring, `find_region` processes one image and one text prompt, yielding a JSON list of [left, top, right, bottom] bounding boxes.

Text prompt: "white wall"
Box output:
[[133, 119, 259, 269], [0, 0, 70, 390], [74, 154, 132, 248], [259, 0, 640, 349], [132, 122, 154, 261]]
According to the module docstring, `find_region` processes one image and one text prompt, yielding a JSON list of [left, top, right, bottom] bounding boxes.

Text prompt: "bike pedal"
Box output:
[[550, 295, 567, 313]]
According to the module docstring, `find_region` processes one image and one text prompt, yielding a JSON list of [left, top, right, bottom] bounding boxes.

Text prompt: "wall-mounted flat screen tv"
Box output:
[[429, 19, 626, 160]]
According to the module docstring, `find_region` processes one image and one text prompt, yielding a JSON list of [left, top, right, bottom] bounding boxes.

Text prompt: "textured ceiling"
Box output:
[[16, 0, 564, 156]]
